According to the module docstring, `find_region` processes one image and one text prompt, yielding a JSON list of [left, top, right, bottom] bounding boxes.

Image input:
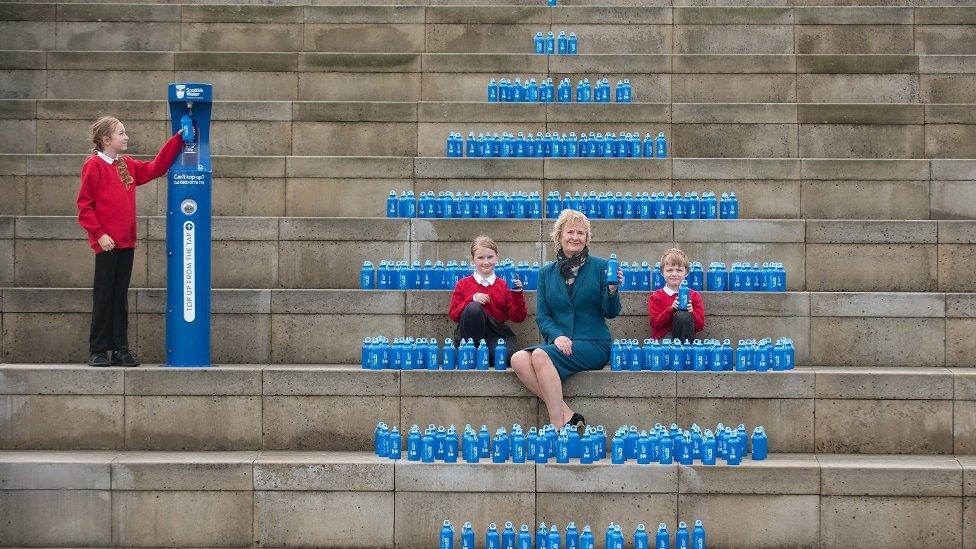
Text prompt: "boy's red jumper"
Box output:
[[647, 287, 706, 340], [449, 275, 527, 324], [77, 133, 183, 253]]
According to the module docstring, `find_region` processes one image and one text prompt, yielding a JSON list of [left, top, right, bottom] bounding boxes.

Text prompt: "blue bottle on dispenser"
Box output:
[[180, 114, 195, 143], [441, 520, 455, 549], [692, 521, 705, 549], [655, 524, 669, 549], [606, 253, 618, 284], [676, 522, 689, 549], [461, 522, 475, 549], [751, 426, 768, 460]]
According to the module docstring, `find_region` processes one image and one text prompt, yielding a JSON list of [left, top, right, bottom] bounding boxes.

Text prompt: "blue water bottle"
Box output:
[[634, 524, 649, 549], [678, 280, 689, 310], [546, 31, 555, 54], [568, 32, 577, 54], [580, 526, 594, 549], [442, 338, 456, 370], [486, 523, 500, 549], [493, 338, 508, 370], [676, 522, 689, 549], [655, 524, 669, 549], [565, 523, 579, 549], [501, 522, 516, 549], [536, 523, 548, 549], [441, 520, 455, 549], [534, 32, 545, 54], [557, 31, 568, 54], [518, 525, 532, 549], [692, 520, 705, 549], [606, 253, 618, 284], [752, 426, 768, 460], [360, 261, 375, 290], [461, 522, 475, 549], [655, 132, 667, 158], [476, 339, 490, 370]]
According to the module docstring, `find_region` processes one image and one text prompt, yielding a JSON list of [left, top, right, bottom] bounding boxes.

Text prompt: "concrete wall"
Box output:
[[1, 289, 972, 365], [0, 450, 969, 548], [1, 363, 974, 455]]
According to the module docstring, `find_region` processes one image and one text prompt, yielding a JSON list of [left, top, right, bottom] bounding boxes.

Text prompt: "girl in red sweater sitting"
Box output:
[[647, 248, 706, 342], [77, 117, 184, 367], [448, 235, 528, 367]]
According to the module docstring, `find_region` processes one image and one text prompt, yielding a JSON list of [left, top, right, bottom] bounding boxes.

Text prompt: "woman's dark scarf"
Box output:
[[556, 245, 589, 285]]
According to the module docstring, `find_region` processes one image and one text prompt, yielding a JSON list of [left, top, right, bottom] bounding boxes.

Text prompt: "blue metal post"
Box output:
[[166, 83, 212, 367]]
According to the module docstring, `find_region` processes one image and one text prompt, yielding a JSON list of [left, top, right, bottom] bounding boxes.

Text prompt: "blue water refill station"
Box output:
[[165, 83, 213, 367]]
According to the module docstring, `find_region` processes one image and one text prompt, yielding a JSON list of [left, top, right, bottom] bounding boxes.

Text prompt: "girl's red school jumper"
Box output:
[[77, 133, 183, 253]]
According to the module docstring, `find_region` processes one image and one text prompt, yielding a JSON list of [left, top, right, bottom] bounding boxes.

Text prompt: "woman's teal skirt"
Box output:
[[525, 339, 611, 380]]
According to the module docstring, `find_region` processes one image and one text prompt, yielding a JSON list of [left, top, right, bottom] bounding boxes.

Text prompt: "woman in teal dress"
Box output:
[[511, 209, 623, 428]]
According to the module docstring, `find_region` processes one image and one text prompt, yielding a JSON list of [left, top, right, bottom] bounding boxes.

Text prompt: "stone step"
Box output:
[[3, 51, 975, 103], [2, 4, 974, 58], [1, 288, 973, 367], [1, 364, 974, 456], [0, 450, 970, 548], [2, 98, 976, 158], [4, 154, 974, 220], [2, 216, 974, 292]]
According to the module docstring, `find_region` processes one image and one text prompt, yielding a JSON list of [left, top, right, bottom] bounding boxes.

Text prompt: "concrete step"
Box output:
[[4, 154, 974, 220], [3, 51, 975, 103], [1, 364, 975, 456], [3, 4, 974, 57], [1, 288, 973, 367], [2, 216, 974, 292], [2, 98, 976, 158], [0, 450, 971, 547]]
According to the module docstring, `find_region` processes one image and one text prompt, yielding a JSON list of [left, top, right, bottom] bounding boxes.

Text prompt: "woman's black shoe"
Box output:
[[87, 352, 111, 367], [112, 349, 141, 367], [565, 412, 585, 431]]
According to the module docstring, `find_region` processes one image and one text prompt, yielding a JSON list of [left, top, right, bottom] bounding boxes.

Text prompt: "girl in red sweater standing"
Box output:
[[647, 248, 706, 342], [77, 117, 184, 367], [448, 235, 528, 367]]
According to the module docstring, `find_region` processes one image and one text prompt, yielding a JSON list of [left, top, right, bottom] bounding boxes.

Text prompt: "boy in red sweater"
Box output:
[[77, 116, 184, 367], [647, 248, 705, 342], [448, 235, 527, 366]]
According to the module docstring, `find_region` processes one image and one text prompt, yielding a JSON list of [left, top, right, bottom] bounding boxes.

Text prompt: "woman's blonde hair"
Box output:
[[90, 116, 133, 189], [549, 209, 591, 251], [470, 235, 498, 257]]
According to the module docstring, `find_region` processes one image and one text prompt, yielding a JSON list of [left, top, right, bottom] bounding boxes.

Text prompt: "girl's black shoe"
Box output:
[[112, 349, 141, 367], [565, 412, 585, 431]]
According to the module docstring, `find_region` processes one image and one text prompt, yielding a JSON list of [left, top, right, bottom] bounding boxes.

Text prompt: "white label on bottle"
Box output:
[[183, 221, 195, 322]]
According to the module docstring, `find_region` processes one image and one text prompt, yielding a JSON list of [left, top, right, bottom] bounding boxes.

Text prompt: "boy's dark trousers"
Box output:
[[671, 310, 695, 343], [89, 247, 134, 353], [455, 301, 518, 366]]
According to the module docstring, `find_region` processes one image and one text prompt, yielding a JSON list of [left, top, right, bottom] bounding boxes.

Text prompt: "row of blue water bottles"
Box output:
[[610, 338, 795, 372], [609, 423, 768, 466], [376, 422, 613, 464], [446, 131, 667, 158], [386, 190, 737, 220], [547, 191, 737, 220], [488, 77, 632, 103], [388, 190, 545, 219], [440, 519, 706, 549], [605, 257, 786, 293], [362, 337, 510, 370], [534, 31, 578, 54], [361, 259, 541, 290]]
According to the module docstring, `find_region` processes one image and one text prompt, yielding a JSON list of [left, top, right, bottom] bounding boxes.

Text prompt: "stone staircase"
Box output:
[[1, 2, 976, 548]]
